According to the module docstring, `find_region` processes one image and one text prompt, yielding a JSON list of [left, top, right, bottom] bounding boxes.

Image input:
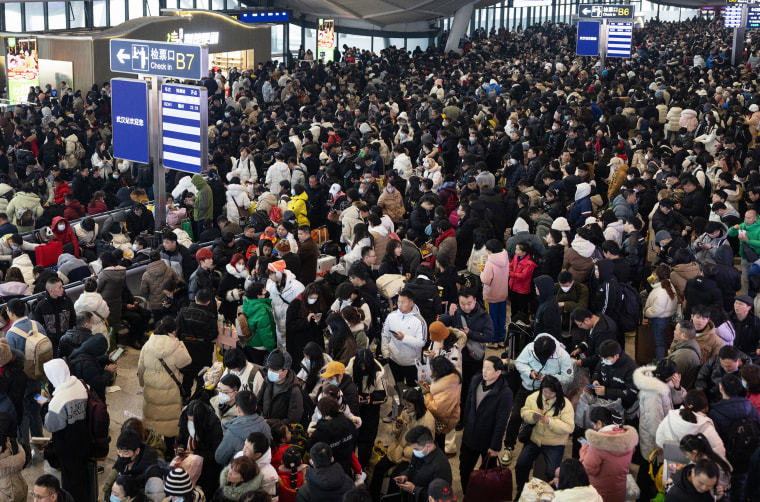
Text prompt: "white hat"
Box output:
[[329, 183, 341, 197], [750, 104, 759, 113], [552, 217, 570, 232], [585, 216, 598, 226], [608, 157, 624, 166]]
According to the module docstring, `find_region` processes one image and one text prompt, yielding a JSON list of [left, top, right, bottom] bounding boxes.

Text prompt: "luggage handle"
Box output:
[[479, 455, 501, 470]]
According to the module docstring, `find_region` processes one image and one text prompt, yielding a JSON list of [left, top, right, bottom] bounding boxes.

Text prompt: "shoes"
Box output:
[[455, 420, 463, 431], [130, 339, 143, 350], [500, 447, 513, 464], [486, 342, 500, 349], [97, 466, 105, 474], [382, 411, 393, 423], [498, 342, 506, 348]]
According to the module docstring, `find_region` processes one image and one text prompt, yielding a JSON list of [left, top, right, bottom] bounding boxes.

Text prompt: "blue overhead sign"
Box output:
[[162, 84, 207, 174], [239, 11, 289, 23], [748, 6, 760, 28], [607, 22, 633, 58], [578, 4, 633, 19], [576, 21, 600, 56], [111, 79, 149, 164], [110, 38, 206, 80]]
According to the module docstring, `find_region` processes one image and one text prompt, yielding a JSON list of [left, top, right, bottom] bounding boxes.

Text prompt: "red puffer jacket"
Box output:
[[509, 253, 537, 295]]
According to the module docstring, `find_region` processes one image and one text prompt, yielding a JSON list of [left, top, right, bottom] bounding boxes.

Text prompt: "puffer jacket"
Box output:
[[669, 262, 701, 301], [633, 365, 686, 459], [692, 226, 728, 265], [191, 174, 213, 221], [266, 270, 304, 343], [706, 245, 742, 312], [241, 297, 276, 351], [515, 333, 574, 391], [225, 183, 251, 224], [137, 334, 192, 436], [215, 465, 262, 502], [679, 109, 698, 132], [98, 266, 126, 325], [339, 204, 363, 245], [286, 192, 309, 227], [553, 486, 603, 502], [386, 409, 436, 464], [6, 191, 43, 231], [695, 322, 724, 364], [656, 408, 725, 457], [423, 373, 461, 434], [563, 236, 596, 284], [580, 426, 638, 502], [378, 187, 405, 223], [0, 444, 26, 502], [73, 292, 109, 341], [381, 305, 427, 367], [481, 250, 509, 303], [141, 260, 178, 310], [509, 253, 538, 294], [708, 396, 760, 440], [520, 392, 574, 446], [68, 334, 112, 401], [644, 281, 678, 319], [666, 106, 683, 132]]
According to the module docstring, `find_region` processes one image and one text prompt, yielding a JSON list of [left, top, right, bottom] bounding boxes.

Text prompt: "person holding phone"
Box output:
[[68, 332, 117, 401], [664, 458, 720, 502], [392, 426, 452, 502]]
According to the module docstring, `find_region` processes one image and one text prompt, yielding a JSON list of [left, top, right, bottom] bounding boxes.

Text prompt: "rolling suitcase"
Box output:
[[316, 254, 337, 277], [635, 321, 673, 365], [506, 321, 533, 361]]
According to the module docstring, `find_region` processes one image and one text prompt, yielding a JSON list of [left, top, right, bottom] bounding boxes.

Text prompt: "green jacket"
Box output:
[[241, 297, 276, 351], [728, 219, 760, 259], [191, 174, 213, 221]]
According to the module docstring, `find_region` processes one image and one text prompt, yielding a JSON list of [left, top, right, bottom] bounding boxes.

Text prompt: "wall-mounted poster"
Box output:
[[6, 37, 38, 105]]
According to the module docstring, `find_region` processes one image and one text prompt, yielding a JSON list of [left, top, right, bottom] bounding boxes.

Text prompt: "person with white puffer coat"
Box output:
[[655, 388, 725, 458], [225, 177, 251, 227]]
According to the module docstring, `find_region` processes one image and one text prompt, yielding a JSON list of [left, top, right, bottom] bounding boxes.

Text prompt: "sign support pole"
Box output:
[[598, 19, 607, 80], [148, 75, 166, 228], [732, 4, 748, 66]]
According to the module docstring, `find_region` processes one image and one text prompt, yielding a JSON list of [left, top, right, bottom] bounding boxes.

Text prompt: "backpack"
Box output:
[[249, 210, 271, 233], [616, 283, 642, 333], [80, 379, 110, 460], [17, 207, 35, 227], [9, 324, 53, 380], [726, 416, 760, 474], [269, 206, 283, 224]]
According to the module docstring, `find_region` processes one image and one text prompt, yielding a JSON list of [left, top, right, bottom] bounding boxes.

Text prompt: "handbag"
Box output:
[[462, 315, 485, 360], [517, 422, 535, 444], [746, 244, 760, 262], [463, 456, 513, 502], [158, 357, 189, 399]]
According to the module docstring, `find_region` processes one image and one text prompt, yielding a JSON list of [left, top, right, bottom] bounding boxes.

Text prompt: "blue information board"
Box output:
[[725, 5, 743, 28], [239, 11, 289, 23], [111, 79, 149, 164], [748, 6, 760, 28], [576, 21, 600, 56], [162, 84, 207, 174], [607, 22, 633, 58], [110, 39, 206, 80]]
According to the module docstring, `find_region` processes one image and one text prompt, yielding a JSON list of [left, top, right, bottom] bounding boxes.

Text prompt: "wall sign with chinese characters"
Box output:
[[166, 29, 220, 45]]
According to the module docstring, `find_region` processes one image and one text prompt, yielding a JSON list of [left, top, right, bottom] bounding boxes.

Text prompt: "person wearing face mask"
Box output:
[[393, 426, 452, 502], [209, 374, 241, 425], [109, 474, 148, 502], [110, 429, 164, 499], [378, 179, 405, 224], [590, 340, 639, 424], [49, 216, 80, 258], [140, 251, 179, 325], [214, 390, 270, 467], [258, 349, 307, 425], [163, 467, 204, 502], [218, 253, 249, 323], [177, 399, 224, 497]]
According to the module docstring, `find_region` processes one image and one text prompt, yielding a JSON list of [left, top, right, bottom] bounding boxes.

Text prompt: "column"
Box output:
[[444, 2, 476, 54]]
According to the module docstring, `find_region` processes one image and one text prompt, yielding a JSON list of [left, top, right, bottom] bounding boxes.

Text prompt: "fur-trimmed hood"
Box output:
[[633, 365, 672, 395], [585, 425, 638, 454]]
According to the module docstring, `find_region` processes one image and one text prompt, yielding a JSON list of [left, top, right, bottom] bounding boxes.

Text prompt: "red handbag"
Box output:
[[463, 456, 513, 502], [35, 241, 63, 268]]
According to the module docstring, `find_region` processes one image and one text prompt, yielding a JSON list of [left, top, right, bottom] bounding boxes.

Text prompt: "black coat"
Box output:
[[577, 314, 618, 370], [177, 401, 223, 496], [68, 335, 113, 401], [403, 277, 442, 326], [664, 465, 718, 502], [731, 311, 760, 357], [592, 352, 639, 412], [539, 244, 564, 281], [3, 348, 26, 428], [217, 271, 245, 322], [399, 446, 452, 502], [534, 275, 562, 337], [307, 414, 357, 476], [296, 464, 354, 502], [695, 351, 750, 403], [683, 275, 722, 319], [462, 374, 513, 452]]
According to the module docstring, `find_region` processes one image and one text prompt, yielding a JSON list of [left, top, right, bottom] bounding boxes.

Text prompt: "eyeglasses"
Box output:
[[29, 491, 53, 500]]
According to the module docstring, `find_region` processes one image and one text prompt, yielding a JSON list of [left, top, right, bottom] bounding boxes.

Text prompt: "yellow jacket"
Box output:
[[520, 391, 574, 447], [287, 192, 310, 227]]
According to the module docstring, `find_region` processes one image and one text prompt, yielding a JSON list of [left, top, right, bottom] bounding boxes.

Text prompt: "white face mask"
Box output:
[[307, 297, 317, 305], [187, 421, 196, 439], [560, 285, 572, 293], [236, 264, 246, 273], [217, 392, 231, 405], [57, 224, 66, 231], [132, 244, 138, 251], [601, 358, 614, 366]]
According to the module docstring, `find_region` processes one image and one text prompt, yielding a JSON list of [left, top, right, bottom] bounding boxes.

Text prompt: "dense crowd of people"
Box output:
[[1, 12, 760, 502]]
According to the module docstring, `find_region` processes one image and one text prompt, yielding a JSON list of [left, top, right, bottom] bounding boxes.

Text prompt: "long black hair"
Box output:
[[326, 313, 353, 361], [557, 458, 590, 490], [302, 342, 326, 394], [402, 388, 427, 421], [680, 433, 732, 475], [351, 349, 381, 393], [430, 356, 461, 383], [536, 374, 566, 416]]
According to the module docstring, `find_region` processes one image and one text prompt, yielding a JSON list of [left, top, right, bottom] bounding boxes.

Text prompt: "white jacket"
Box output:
[[644, 282, 678, 319], [655, 408, 725, 457], [552, 486, 603, 502], [12, 254, 34, 287], [225, 184, 251, 223], [74, 291, 110, 342], [633, 365, 687, 459], [171, 175, 197, 200], [266, 270, 304, 343], [233, 157, 258, 184], [393, 153, 414, 179], [381, 305, 427, 367], [265, 161, 291, 190]]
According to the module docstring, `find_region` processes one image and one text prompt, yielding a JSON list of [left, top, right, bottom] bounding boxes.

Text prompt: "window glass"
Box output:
[[128, 0, 144, 19], [5, 3, 22, 32], [24, 2, 45, 31], [111, 0, 126, 25], [93, 0, 107, 27], [48, 2, 67, 30], [69, 1, 85, 28]]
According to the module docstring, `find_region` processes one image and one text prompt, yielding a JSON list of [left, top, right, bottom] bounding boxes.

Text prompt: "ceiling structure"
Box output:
[[268, 0, 500, 28]]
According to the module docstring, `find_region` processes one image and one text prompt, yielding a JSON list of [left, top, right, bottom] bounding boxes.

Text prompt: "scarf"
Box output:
[[435, 228, 455, 247]]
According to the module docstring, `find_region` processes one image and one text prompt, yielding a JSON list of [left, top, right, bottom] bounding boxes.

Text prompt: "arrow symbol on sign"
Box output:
[[116, 48, 129, 64], [581, 8, 590, 14]]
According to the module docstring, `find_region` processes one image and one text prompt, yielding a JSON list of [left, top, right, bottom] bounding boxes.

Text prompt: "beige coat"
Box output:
[[378, 188, 405, 223], [0, 445, 26, 502], [387, 409, 436, 464], [140, 260, 179, 310], [138, 334, 192, 437], [669, 262, 701, 301], [695, 323, 724, 365], [424, 372, 462, 434]]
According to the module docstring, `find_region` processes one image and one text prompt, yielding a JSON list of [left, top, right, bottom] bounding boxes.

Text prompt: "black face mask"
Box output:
[[114, 456, 131, 472]]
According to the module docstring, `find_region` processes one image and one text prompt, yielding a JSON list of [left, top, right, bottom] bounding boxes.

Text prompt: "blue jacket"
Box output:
[[567, 195, 593, 228], [6, 316, 47, 353], [214, 412, 271, 466], [708, 396, 760, 439], [462, 374, 513, 452], [514, 333, 575, 392]]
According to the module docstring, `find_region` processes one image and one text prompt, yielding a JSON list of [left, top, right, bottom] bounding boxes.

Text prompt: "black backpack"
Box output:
[[726, 416, 760, 474], [616, 283, 642, 333]]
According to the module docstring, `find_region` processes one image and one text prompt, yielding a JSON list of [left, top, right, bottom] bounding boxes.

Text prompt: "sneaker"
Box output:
[[382, 411, 393, 423], [500, 447, 513, 464]]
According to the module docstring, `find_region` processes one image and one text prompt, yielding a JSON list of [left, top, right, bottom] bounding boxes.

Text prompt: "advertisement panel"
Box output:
[[318, 18, 335, 62], [6, 37, 39, 105]]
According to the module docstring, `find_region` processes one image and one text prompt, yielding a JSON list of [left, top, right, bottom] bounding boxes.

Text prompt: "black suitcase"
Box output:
[[506, 321, 534, 361]]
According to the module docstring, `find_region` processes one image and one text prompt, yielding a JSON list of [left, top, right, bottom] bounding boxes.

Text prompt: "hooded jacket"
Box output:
[[423, 372, 461, 435], [509, 252, 538, 295], [241, 297, 276, 351], [308, 413, 358, 476], [592, 352, 639, 417], [580, 426, 639, 502], [68, 334, 112, 401], [140, 260, 178, 310], [706, 245, 742, 312], [137, 334, 192, 436], [563, 236, 596, 283], [381, 304, 428, 367], [656, 408, 725, 457], [667, 338, 701, 389], [515, 333, 575, 391], [567, 182, 592, 228], [295, 463, 354, 502], [266, 269, 305, 341], [633, 365, 687, 459], [6, 191, 43, 229], [43, 359, 89, 459], [51, 216, 79, 258], [58, 325, 93, 360], [258, 369, 304, 424], [226, 183, 252, 224], [73, 292, 109, 341], [692, 226, 728, 265], [216, 465, 263, 502], [481, 250, 509, 303], [191, 174, 213, 221], [214, 412, 271, 466], [530, 276, 560, 336]]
